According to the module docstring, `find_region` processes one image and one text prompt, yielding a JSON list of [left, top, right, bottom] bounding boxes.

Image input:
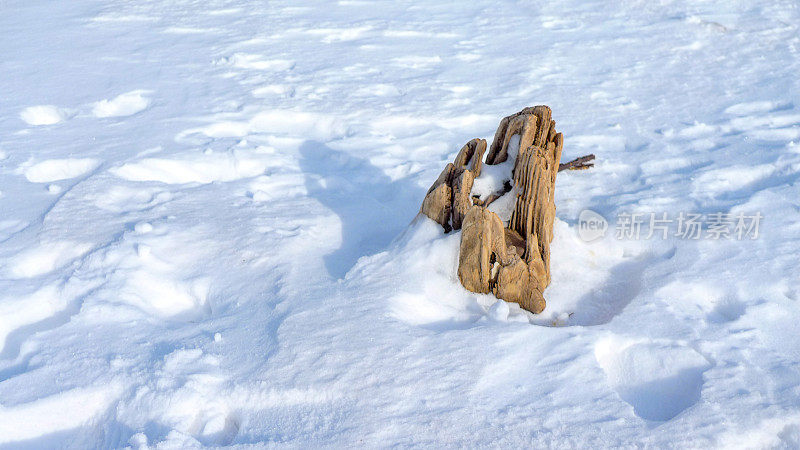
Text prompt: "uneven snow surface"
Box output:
[[1, 0, 800, 448]]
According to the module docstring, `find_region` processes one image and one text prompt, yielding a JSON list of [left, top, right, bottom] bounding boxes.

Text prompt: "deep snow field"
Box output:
[[1, 0, 800, 448]]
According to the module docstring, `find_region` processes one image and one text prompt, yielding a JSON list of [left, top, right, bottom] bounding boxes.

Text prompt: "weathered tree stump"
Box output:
[[420, 106, 568, 314]]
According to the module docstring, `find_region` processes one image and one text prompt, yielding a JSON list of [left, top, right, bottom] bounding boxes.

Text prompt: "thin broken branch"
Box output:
[[558, 154, 595, 171]]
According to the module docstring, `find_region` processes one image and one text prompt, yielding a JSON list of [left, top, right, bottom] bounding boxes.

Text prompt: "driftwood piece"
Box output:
[[421, 105, 564, 313], [420, 106, 569, 314], [419, 138, 486, 232]]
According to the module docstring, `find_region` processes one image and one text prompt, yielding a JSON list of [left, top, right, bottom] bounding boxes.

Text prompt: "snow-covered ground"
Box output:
[[1, 0, 800, 447]]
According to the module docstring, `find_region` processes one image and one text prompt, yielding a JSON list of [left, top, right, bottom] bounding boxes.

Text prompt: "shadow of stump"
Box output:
[[298, 141, 424, 279]]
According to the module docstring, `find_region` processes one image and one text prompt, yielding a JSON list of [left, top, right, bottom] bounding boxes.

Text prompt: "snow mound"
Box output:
[[5, 241, 93, 278], [182, 110, 348, 142], [22, 158, 99, 183], [111, 152, 268, 184], [358, 212, 647, 330], [19, 105, 70, 125], [0, 383, 122, 445], [218, 53, 295, 71], [92, 90, 151, 118]]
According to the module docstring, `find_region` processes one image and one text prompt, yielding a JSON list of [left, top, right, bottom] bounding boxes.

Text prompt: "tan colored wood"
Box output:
[[457, 206, 508, 294], [451, 169, 474, 231], [420, 163, 455, 231], [419, 139, 486, 232], [421, 106, 565, 314]]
